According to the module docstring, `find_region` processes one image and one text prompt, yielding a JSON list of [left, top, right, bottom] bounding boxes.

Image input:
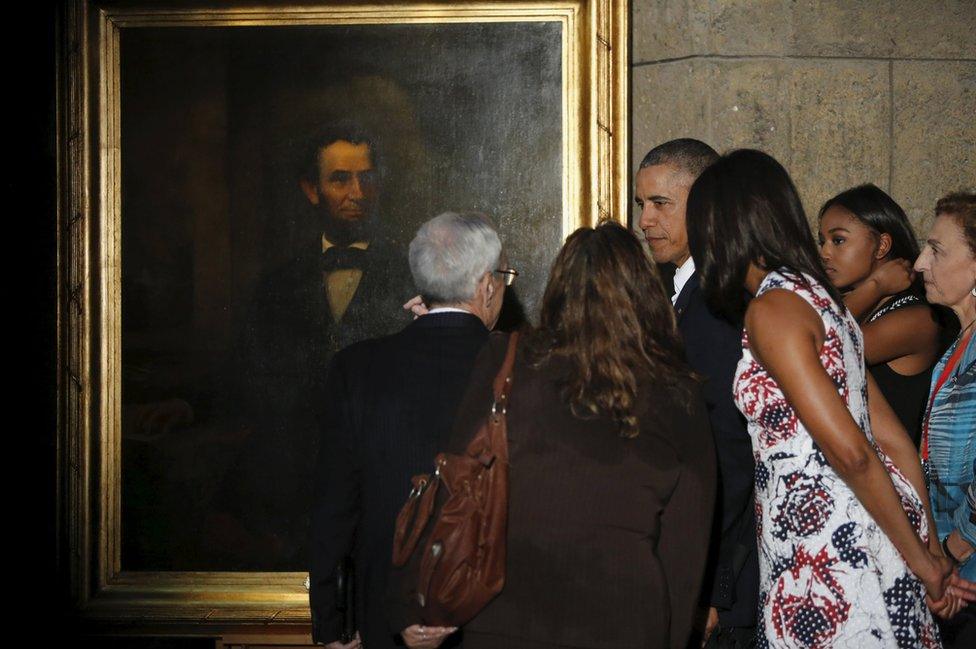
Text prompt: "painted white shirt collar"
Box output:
[[672, 257, 696, 305]]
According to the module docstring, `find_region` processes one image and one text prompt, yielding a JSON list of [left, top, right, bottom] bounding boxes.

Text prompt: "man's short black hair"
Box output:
[[638, 138, 719, 180], [300, 121, 378, 183]]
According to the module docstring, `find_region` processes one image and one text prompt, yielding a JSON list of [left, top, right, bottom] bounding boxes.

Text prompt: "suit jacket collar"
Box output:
[[673, 271, 700, 321]]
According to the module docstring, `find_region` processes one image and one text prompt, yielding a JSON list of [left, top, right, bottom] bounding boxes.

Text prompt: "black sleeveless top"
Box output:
[[866, 291, 934, 447]]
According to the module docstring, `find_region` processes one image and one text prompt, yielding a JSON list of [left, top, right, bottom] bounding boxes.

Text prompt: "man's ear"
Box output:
[[299, 178, 320, 206], [481, 272, 495, 304], [876, 232, 892, 259]]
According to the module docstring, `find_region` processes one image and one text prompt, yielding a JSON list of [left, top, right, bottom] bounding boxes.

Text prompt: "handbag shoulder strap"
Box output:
[[491, 332, 520, 413]]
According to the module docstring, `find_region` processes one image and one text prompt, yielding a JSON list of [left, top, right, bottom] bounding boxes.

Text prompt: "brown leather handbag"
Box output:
[[391, 332, 519, 627]]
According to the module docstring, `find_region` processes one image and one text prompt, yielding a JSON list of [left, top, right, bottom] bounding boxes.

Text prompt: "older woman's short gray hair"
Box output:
[[409, 212, 503, 306]]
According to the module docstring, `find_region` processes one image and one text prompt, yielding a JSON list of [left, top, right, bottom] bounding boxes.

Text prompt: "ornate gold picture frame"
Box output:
[[58, 0, 627, 630]]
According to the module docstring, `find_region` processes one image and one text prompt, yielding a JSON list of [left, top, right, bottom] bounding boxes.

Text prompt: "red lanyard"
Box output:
[[922, 331, 972, 461]]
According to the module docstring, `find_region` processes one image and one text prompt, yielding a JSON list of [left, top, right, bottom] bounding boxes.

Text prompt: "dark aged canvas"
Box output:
[[119, 22, 562, 571]]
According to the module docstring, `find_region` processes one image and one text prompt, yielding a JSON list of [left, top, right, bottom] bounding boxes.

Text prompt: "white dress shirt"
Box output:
[[672, 257, 696, 305], [322, 236, 369, 321], [427, 307, 473, 315]]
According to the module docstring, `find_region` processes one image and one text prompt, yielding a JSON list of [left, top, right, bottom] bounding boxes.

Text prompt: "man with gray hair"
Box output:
[[310, 212, 514, 649]]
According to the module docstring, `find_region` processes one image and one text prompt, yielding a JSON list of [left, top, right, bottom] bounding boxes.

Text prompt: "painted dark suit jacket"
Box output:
[[674, 271, 759, 629], [221, 237, 413, 570]]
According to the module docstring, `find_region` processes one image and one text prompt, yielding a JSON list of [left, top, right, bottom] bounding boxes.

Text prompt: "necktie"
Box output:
[[322, 246, 367, 272]]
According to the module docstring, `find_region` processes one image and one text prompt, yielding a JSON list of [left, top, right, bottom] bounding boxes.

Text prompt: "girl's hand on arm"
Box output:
[[843, 258, 914, 321]]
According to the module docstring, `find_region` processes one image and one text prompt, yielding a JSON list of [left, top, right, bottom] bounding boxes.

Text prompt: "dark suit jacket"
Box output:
[[221, 238, 413, 570], [310, 311, 490, 647], [674, 272, 758, 628], [390, 334, 716, 649]]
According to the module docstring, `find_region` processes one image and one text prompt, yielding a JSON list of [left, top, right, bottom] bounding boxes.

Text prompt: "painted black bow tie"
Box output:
[[322, 246, 367, 271]]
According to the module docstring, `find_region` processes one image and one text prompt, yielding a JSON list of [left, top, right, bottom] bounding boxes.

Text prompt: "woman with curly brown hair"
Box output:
[[440, 220, 717, 649]]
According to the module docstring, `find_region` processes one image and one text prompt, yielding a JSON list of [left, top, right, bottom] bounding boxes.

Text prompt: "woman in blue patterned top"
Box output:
[[915, 192, 976, 645]]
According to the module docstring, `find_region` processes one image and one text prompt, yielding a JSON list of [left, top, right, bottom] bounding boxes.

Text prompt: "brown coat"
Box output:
[[445, 334, 717, 649]]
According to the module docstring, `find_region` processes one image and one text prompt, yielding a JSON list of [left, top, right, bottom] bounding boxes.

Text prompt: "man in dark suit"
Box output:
[[310, 212, 513, 649], [635, 139, 758, 648]]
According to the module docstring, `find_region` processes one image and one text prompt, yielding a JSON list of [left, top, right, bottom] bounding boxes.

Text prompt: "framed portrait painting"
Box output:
[[58, 0, 628, 629]]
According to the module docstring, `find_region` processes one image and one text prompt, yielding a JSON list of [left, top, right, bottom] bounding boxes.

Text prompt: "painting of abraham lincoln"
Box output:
[[119, 21, 561, 572]]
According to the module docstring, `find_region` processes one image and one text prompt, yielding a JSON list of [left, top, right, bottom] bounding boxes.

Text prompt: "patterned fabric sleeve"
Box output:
[[929, 334, 976, 578]]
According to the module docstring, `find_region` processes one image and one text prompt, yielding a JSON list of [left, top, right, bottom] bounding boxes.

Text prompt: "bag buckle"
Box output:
[[490, 396, 508, 415], [408, 476, 429, 499]]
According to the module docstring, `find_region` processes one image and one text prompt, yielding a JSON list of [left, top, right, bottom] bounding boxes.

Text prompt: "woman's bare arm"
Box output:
[[866, 373, 940, 551], [861, 305, 940, 367]]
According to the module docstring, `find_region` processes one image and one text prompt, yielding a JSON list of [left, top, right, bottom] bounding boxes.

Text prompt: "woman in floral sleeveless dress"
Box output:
[[685, 149, 964, 648], [737, 269, 940, 647]]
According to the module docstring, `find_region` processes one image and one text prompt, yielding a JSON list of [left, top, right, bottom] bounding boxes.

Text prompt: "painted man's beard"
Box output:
[[319, 202, 377, 245]]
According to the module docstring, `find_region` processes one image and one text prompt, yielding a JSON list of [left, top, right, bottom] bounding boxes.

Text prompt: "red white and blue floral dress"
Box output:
[[733, 269, 940, 648]]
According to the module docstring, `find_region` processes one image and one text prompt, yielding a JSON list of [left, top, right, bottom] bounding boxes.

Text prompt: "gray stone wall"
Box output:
[[630, 0, 975, 235]]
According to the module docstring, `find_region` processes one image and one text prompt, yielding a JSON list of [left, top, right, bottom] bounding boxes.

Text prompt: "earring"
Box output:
[[972, 285, 975, 297]]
